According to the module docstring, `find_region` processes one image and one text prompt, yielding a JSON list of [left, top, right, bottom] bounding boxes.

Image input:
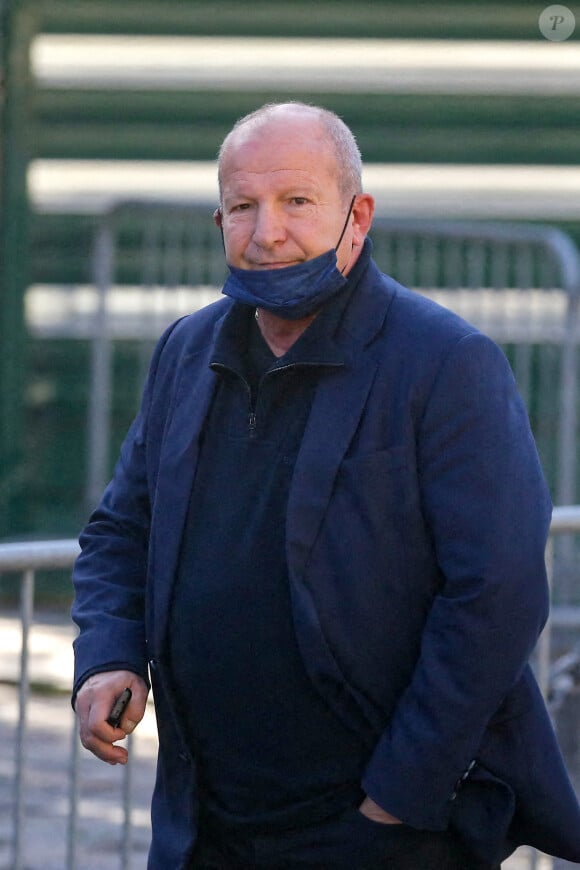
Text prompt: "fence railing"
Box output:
[[1, 509, 580, 868]]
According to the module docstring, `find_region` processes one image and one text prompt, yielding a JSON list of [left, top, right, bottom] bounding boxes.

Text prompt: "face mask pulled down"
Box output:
[[221, 198, 355, 321]]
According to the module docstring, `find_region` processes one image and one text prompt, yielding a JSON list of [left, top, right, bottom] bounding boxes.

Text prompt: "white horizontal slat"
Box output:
[[32, 36, 580, 95], [28, 160, 580, 219]]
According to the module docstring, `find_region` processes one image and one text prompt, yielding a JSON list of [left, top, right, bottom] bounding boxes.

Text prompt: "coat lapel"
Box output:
[[148, 343, 218, 656], [286, 355, 380, 579], [284, 270, 395, 736], [286, 262, 394, 580]]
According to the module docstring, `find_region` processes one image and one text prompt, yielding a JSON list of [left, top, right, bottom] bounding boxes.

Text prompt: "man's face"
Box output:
[[218, 115, 365, 276]]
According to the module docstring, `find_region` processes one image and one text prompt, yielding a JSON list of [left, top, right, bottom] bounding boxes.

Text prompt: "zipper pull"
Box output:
[[248, 412, 257, 437]]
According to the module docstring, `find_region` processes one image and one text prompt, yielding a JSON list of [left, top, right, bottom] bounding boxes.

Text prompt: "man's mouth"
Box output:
[[251, 260, 299, 270]]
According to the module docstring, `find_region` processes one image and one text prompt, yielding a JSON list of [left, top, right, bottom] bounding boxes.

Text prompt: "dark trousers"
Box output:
[[188, 806, 500, 870]]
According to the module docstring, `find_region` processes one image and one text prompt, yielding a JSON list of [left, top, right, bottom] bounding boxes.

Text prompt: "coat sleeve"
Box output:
[[362, 331, 552, 829], [71, 321, 180, 697]]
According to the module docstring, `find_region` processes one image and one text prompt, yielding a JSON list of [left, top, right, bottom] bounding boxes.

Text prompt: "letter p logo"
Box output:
[[539, 5, 576, 40]]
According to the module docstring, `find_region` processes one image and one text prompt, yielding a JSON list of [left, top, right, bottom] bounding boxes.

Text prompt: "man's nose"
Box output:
[[251, 204, 286, 248]]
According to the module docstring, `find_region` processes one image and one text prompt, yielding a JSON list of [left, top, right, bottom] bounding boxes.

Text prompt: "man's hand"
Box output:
[[74, 671, 148, 765], [359, 796, 402, 825]]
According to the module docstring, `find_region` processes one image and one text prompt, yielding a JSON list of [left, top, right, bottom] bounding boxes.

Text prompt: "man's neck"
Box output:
[[252, 240, 370, 356], [254, 309, 318, 358]]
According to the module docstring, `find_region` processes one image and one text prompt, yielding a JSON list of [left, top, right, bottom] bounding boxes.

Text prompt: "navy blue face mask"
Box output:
[[221, 196, 356, 320]]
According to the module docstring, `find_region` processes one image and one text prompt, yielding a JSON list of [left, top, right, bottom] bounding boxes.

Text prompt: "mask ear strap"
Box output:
[[334, 195, 357, 252], [214, 206, 226, 255]]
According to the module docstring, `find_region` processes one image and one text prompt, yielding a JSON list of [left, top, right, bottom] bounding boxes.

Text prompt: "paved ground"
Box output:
[[0, 613, 570, 868]]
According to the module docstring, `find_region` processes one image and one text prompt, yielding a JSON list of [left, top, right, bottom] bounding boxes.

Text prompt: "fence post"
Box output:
[[86, 215, 116, 512], [13, 567, 35, 870], [67, 717, 80, 870], [557, 292, 580, 509]]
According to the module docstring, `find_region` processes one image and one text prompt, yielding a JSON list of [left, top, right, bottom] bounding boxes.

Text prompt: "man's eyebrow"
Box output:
[[224, 184, 319, 200], [280, 181, 321, 194], [284, 187, 317, 196]]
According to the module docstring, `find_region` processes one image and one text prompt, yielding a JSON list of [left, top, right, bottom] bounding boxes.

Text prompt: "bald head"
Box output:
[[217, 102, 363, 206]]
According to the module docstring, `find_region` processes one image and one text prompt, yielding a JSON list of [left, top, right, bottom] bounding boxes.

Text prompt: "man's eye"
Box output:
[[291, 197, 309, 206], [231, 203, 251, 212]]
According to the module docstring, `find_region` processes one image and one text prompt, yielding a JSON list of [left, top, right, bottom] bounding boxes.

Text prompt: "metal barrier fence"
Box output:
[[86, 204, 580, 515], [0, 539, 141, 870], [1, 509, 580, 869]]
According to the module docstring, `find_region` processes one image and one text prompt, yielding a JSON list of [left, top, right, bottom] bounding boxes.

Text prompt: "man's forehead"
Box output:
[[222, 129, 336, 183], [218, 112, 342, 203], [223, 155, 344, 198], [222, 167, 327, 198]]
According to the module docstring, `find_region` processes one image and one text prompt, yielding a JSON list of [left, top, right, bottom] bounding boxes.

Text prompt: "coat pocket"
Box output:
[[449, 762, 515, 865]]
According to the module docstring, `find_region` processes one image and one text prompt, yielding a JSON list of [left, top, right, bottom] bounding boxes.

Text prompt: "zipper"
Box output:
[[214, 359, 325, 441], [212, 362, 257, 438], [248, 411, 257, 438]]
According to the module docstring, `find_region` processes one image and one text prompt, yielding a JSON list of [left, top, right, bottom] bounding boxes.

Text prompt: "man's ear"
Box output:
[[213, 207, 223, 228], [351, 194, 375, 245]]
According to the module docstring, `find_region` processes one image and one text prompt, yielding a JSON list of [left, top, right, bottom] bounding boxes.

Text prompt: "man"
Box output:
[[72, 102, 580, 869]]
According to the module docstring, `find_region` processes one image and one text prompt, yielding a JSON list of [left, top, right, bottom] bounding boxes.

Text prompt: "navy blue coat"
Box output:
[[72, 256, 580, 868]]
